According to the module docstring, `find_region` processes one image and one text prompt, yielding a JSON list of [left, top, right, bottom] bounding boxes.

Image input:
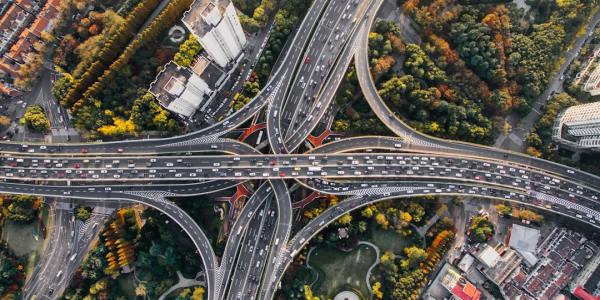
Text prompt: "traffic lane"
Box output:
[[257, 179, 291, 299], [23, 206, 70, 299], [284, 15, 370, 150], [303, 177, 600, 225], [2, 138, 260, 157], [283, 0, 369, 139], [240, 200, 278, 300], [218, 182, 273, 297], [2, 153, 597, 206], [227, 200, 269, 300], [266, 0, 350, 153], [280, 0, 352, 135], [1, 168, 598, 220]]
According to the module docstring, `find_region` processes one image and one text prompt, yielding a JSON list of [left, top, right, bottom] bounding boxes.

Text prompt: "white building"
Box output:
[[149, 57, 225, 118], [509, 224, 541, 268], [183, 0, 247, 68], [552, 101, 600, 152]]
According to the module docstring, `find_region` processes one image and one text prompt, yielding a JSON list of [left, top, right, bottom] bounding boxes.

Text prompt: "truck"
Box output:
[[308, 166, 322, 172]]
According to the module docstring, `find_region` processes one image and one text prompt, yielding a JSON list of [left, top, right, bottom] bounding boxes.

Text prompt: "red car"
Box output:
[[279, 172, 286, 177], [81, 148, 88, 154], [74, 163, 80, 169], [304, 56, 310, 64]]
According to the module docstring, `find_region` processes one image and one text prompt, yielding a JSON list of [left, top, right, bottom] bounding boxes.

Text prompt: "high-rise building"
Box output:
[[183, 0, 247, 68], [149, 57, 226, 118], [552, 101, 600, 152]]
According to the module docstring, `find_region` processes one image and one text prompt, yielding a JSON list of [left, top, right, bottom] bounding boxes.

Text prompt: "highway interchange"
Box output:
[[6, 0, 600, 299]]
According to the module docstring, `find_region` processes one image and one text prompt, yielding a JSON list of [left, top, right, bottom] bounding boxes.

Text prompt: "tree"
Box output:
[[372, 281, 384, 299], [358, 221, 368, 233], [333, 120, 350, 132], [469, 216, 494, 242], [130, 93, 171, 131], [75, 206, 92, 220], [238, 12, 260, 33], [135, 283, 147, 297], [449, 9, 504, 83], [372, 55, 395, 78], [402, 246, 427, 269], [495, 204, 512, 216], [337, 214, 352, 225], [20, 105, 49, 133], [174, 35, 203, 67], [375, 213, 389, 229], [191, 287, 205, 300], [380, 251, 395, 265], [361, 206, 376, 218], [526, 132, 542, 148], [490, 89, 513, 113], [14, 52, 45, 91], [252, 5, 268, 24], [52, 75, 74, 102], [97, 117, 136, 137], [406, 203, 425, 223], [526, 146, 542, 158], [0, 115, 10, 128], [303, 285, 320, 300], [404, 44, 447, 84], [512, 209, 544, 223]]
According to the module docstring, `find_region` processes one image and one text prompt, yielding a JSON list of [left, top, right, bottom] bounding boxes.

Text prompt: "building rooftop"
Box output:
[[182, 0, 231, 38], [190, 55, 225, 89], [509, 224, 541, 253], [552, 101, 600, 151], [516, 228, 599, 299], [476, 245, 500, 269], [573, 286, 600, 300], [149, 61, 187, 107], [476, 244, 523, 285], [441, 267, 481, 300], [6, 28, 36, 62], [149, 58, 223, 118], [458, 254, 475, 273]]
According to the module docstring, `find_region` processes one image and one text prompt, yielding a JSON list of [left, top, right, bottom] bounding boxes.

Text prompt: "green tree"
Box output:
[[402, 246, 427, 269], [130, 93, 171, 131], [404, 44, 447, 84], [52, 75, 74, 102], [20, 105, 50, 132], [333, 120, 350, 132], [174, 35, 203, 67], [75, 206, 92, 220]]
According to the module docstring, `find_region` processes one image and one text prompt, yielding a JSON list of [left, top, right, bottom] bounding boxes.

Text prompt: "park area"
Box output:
[[307, 243, 376, 298], [1, 204, 49, 273], [307, 225, 419, 298]]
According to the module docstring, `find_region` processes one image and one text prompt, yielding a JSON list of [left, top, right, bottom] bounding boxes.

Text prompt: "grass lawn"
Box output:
[[1, 218, 45, 257], [369, 227, 414, 254], [308, 243, 376, 298]]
